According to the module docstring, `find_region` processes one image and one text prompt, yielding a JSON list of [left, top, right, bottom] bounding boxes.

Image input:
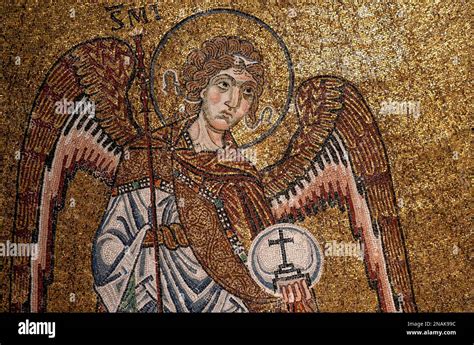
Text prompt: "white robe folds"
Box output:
[[92, 187, 248, 313]]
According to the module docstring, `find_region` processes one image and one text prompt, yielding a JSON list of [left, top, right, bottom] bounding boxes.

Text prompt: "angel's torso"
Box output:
[[93, 117, 280, 312]]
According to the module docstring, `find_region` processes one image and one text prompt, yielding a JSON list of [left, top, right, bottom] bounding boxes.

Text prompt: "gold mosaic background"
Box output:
[[0, 1, 472, 312]]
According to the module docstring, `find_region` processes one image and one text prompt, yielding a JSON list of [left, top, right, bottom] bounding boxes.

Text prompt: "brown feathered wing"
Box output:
[[11, 38, 138, 312], [261, 76, 417, 312]]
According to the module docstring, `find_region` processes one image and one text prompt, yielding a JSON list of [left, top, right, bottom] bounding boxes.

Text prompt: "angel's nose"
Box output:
[[225, 86, 241, 109]]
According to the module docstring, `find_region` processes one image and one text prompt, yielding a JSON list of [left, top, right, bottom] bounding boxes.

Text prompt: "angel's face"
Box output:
[[200, 67, 257, 132]]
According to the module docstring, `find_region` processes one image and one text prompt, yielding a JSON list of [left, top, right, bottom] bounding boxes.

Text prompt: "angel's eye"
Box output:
[[217, 81, 230, 90], [243, 87, 255, 97]]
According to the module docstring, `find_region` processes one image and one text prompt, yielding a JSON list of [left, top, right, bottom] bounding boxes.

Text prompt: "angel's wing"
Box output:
[[10, 38, 138, 312], [261, 76, 417, 312]]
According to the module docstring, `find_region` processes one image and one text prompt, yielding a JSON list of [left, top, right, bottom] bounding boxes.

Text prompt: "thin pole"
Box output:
[[133, 33, 163, 313]]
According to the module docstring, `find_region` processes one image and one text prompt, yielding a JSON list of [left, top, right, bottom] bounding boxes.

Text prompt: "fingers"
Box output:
[[279, 279, 316, 313], [287, 285, 295, 304], [298, 279, 312, 300], [280, 279, 313, 305], [280, 284, 295, 304], [293, 281, 302, 302], [281, 285, 289, 303]]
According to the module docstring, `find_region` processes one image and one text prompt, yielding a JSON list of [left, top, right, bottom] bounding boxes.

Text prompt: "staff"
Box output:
[[132, 30, 163, 313]]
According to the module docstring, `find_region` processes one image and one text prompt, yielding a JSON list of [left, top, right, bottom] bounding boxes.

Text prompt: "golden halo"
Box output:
[[150, 9, 294, 148]]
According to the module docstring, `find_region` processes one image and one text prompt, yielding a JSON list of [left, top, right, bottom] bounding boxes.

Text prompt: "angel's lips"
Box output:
[[218, 111, 233, 123]]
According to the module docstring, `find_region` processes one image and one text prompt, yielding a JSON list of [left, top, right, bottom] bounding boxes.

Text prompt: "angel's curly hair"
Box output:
[[181, 36, 264, 126]]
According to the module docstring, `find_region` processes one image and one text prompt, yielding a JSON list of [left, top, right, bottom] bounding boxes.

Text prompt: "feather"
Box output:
[[261, 76, 417, 312], [11, 38, 137, 312]]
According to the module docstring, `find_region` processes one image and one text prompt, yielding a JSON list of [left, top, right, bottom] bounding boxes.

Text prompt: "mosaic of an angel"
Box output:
[[11, 11, 416, 313]]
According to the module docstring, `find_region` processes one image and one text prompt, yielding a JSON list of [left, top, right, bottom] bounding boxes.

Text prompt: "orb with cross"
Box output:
[[248, 223, 324, 296]]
